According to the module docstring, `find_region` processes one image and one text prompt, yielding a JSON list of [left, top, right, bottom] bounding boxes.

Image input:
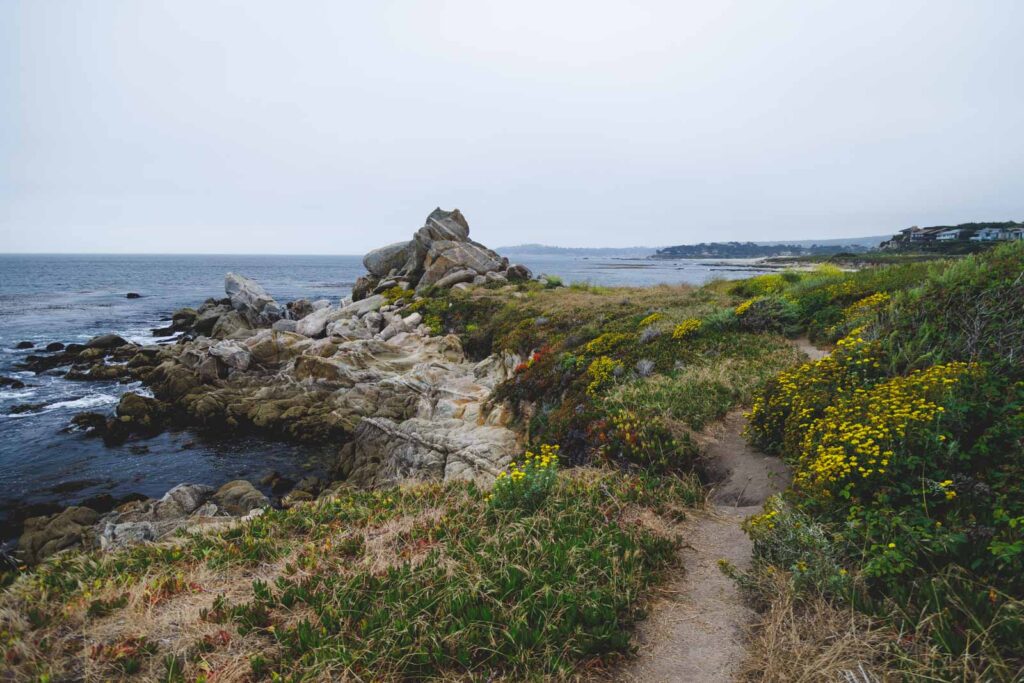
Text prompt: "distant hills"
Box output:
[[496, 244, 656, 258], [499, 236, 889, 260], [651, 237, 886, 259]]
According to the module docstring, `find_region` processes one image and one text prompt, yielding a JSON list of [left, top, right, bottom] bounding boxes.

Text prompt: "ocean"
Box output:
[[0, 252, 770, 543]]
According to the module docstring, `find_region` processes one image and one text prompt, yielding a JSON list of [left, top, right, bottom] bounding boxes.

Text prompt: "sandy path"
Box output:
[[610, 340, 825, 682]]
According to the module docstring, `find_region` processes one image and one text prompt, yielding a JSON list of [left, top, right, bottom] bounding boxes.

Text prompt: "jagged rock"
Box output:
[[0, 376, 25, 389], [246, 330, 311, 367], [225, 272, 283, 325], [210, 311, 252, 339], [212, 480, 269, 515], [351, 275, 378, 302], [295, 305, 343, 337], [418, 241, 503, 290], [210, 340, 251, 370], [18, 506, 100, 564]]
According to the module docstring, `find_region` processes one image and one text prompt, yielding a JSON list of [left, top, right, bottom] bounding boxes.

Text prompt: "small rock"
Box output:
[[636, 359, 656, 377], [126, 292, 143, 299], [0, 376, 26, 390], [45, 342, 65, 352], [14, 341, 34, 350], [212, 480, 269, 515]]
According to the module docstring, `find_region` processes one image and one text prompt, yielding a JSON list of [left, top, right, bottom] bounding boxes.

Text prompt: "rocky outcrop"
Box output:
[[225, 272, 283, 326], [17, 479, 272, 563], [351, 208, 532, 299], [18, 506, 100, 564], [19, 208, 537, 562]]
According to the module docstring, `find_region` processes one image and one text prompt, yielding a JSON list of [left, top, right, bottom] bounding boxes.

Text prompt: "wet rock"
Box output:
[[0, 376, 26, 389], [14, 341, 34, 350], [9, 401, 48, 414], [85, 334, 129, 350], [45, 342, 65, 352], [126, 292, 142, 299], [156, 484, 214, 519], [116, 392, 168, 432], [212, 480, 269, 515], [18, 506, 100, 564]]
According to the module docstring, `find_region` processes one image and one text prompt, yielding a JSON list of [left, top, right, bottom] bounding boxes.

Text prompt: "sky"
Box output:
[[2, 1, 1023, 254]]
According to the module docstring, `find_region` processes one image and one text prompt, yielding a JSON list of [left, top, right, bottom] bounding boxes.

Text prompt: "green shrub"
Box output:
[[488, 445, 560, 512]]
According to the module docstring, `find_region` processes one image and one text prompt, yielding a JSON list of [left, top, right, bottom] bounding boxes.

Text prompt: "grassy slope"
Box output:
[[739, 243, 1024, 681]]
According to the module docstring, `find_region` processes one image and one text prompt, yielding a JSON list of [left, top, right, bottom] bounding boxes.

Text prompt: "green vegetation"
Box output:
[[6, 246, 1022, 680], [1, 470, 701, 681], [740, 242, 1024, 679]]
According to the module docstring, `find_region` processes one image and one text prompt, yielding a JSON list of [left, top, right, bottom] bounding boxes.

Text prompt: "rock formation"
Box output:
[[355, 208, 532, 300], [17, 208, 531, 563]]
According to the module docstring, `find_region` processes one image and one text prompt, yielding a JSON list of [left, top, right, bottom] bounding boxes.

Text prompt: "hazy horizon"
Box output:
[[3, 1, 1023, 254]]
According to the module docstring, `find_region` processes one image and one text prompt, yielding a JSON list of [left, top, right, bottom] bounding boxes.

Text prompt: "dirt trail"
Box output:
[[611, 340, 826, 683]]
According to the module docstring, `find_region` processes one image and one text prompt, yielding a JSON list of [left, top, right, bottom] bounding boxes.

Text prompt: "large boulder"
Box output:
[[225, 273, 283, 326], [363, 240, 415, 278]]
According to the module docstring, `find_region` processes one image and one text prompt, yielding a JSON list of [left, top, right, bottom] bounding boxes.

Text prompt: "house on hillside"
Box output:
[[897, 226, 944, 242], [1010, 228, 1024, 241], [937, 229, 963, 241], [971, 227, 1008, 241]]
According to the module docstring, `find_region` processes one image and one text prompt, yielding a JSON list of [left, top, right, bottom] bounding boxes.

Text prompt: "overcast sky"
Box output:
[[2, 1, 1022, 254]]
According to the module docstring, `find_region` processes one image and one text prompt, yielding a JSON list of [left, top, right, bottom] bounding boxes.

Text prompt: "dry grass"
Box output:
[[0, 505, 449, 682], [741, 573, 905, 683]]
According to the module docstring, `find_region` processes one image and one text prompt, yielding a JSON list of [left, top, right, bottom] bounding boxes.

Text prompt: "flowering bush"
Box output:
[[586, 356, 620, 396], [671, 318, 702, 340], [734, 297, 759, 316], [514, 345, 552, 374], [638, 312, 663, 328], [488, 445, 560, 512], [583, 332, 632, 356], [747, 326, 974, 499]]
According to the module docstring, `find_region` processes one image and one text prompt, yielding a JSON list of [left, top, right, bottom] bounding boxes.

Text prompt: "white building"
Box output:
[[937, 229, 962, 241], [971, 227, 1007, 241]]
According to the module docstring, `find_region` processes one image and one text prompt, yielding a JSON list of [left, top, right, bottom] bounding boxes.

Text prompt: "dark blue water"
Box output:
[[0, 252, 768, 542]]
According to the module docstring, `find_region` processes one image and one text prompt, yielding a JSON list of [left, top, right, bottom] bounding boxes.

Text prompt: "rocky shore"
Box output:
[[13, 208, 536, 564]]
